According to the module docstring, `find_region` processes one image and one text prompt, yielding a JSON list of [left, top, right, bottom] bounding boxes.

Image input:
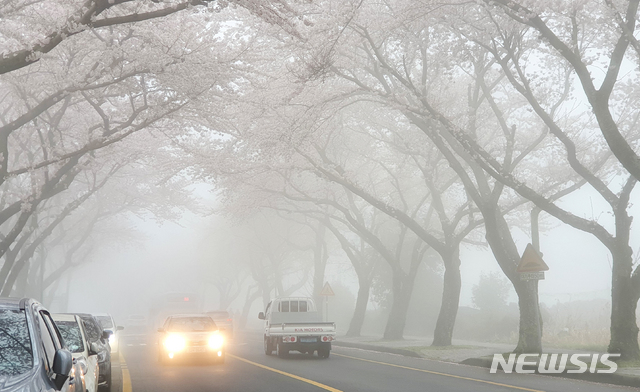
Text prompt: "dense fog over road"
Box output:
[[4, 2, 640, 382]]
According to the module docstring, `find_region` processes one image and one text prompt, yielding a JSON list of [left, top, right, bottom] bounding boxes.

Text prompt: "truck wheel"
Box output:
[[276, 340, 288, 358], [264, 336, 274, 355], [318, 348, 330, 358]]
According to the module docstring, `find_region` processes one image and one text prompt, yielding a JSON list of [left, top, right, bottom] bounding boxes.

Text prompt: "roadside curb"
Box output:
[[332, 341, 422, 358], [460, 357, 640, 389]]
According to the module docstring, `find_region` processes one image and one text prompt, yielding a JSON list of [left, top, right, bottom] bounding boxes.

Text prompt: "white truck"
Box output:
[[259, 297, 336, 358]]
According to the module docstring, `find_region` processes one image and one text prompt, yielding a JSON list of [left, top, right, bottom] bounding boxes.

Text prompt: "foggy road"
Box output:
[[116, 332, 634, 392]]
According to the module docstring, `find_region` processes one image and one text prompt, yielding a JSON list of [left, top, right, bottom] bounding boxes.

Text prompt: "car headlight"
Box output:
[[208, 334, 224, 350], [97, 351, 106, 363], [76, 357, 88, 375], [164, 334, 186, 352]]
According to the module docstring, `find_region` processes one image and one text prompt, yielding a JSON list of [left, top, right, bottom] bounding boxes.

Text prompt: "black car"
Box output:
[[0, 297, 75, 392], [66, 313, 112, 392]]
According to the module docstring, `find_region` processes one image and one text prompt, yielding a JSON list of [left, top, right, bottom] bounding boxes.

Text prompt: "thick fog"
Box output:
[[3, 0, 640, 361]]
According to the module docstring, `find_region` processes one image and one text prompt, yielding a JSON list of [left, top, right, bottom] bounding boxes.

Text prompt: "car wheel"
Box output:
[[276, 340, 288, 358], [264, 336, 274, 355]]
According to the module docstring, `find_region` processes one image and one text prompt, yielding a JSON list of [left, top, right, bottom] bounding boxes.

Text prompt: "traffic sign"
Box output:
[[319, 282, 335, 296], [517, 244, 549, 273]]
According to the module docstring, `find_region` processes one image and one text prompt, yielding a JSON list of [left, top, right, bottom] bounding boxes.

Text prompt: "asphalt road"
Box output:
[[114, 332, 635, 392]]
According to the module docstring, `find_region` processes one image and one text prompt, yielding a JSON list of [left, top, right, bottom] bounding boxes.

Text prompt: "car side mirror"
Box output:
[[101, 330, 112, 340], [258, 312, 265, 320], [157, 328, 165, 333], [89, 341, 101, 356], [117, 326, 124, 331], [52, 349, 73, 390]]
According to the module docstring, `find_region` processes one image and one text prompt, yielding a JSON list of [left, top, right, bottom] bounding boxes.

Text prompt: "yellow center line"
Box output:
[[119, 352, 133, 392], [332, 353, 544, 392], [228, 354, 343, 392]]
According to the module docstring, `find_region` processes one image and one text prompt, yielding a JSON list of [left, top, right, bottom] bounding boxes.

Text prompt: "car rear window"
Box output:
[[95, 316, 113, 329], [55, 321, 84, 353], [0, 309, 33, 376], [168, 317, 216, 332], [278, 300, 309, 312]]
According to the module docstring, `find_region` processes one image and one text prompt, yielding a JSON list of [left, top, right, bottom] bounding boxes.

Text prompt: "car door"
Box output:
[[36, 309, 71, 392], [264, 301, 273, 334], [79, 317, 99, 392]]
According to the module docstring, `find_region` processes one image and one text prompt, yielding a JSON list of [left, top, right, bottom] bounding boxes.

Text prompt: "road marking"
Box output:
[[333, 353, 544, 392], [140, 343, 146, 346], [119, 352, 133, 392], [228, 354, 343, 392]]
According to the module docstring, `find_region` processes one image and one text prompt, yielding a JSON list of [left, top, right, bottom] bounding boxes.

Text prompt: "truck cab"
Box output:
[[259, 297, 335, 358]]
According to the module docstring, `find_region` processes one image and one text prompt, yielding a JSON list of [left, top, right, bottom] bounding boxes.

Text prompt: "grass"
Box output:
[[616, 360, 640, 368], [403, 345, 482, 353], [544, 343, 609, 352]]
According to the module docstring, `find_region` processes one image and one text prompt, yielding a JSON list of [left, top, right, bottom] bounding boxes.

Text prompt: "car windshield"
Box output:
[[95, 316, 114, 329], [55, 321, 84, 353], [0, 309, 33, 376], [80, 316, 101, 341], [207, 312, 229, 320], [168, 317, 216, 332]]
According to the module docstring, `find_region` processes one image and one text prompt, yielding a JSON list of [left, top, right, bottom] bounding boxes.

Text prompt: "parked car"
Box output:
[[53, 314, 100, 392], [66, 313, 112, 392], [157, 314, 225, 365], [94, 313, 124, 355], [260, 297, 336, 358], [204, 310, 233, 339], [0, 297, 75, 392]]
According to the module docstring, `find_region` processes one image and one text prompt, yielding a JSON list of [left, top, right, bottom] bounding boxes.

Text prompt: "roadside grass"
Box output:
[[617, 360, 640, 368], [403, 345, 482, 353]]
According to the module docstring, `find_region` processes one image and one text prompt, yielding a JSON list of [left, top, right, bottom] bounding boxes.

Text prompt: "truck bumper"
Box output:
[[282, 341, 331, 353]]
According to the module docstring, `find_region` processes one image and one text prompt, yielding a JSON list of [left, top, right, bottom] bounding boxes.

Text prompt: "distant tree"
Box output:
[[472, 272, 511, 313]]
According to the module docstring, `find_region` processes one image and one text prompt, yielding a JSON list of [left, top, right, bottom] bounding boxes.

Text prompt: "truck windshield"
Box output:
[[0, 309, 33, 376]]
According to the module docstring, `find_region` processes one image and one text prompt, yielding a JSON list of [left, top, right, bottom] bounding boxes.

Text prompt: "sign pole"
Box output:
[[319, 282, 335, 322]]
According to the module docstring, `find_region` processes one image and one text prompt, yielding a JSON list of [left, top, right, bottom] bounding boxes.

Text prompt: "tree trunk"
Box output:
[[513, 279, 542, 353], [347, 276, 371, 337], [383, 272, 416, 340], [608, 241, 640, 361], [482, 206, 542, 353], [432, 248, 461, 346], [238, 286, 261, 330], [313, 220, 328, 317]]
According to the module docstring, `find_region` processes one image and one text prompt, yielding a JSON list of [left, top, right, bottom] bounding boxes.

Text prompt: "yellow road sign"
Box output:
[[517, 244, 549, 273], [320, 282, 335, 296]]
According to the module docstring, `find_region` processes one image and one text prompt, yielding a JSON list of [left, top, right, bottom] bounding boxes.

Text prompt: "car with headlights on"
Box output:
[[53, 314, 100, 392], [94, 314, 124, 355], [0, 297, 75, 392], [157, 314, 225, 365]]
